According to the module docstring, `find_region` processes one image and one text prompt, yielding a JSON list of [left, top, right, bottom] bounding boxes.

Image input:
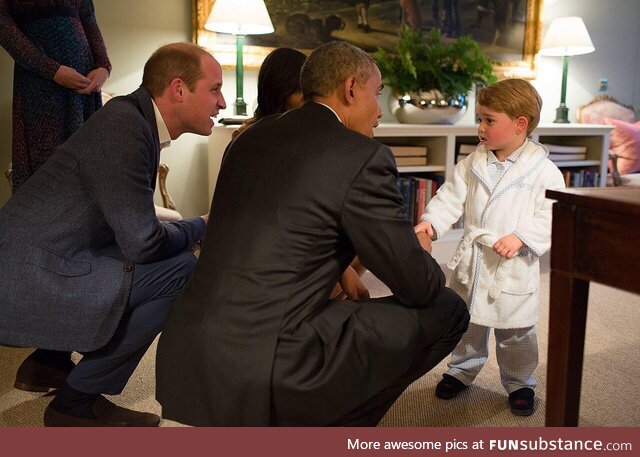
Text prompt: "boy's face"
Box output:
[[476, 104, 528, 158]]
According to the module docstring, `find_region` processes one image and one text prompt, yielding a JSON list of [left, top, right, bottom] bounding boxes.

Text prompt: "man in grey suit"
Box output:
[[0, 42, 226, 426], [156, 41, 469, 426]]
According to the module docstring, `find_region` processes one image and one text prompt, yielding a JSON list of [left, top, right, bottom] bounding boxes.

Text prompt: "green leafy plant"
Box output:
[[374, 26, 497, 96]]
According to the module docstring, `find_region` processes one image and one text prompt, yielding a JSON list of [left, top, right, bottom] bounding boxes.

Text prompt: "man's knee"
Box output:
[[419, 287, 469, 344], [173, 250, 198, 278], [436, 287, 468, 321]]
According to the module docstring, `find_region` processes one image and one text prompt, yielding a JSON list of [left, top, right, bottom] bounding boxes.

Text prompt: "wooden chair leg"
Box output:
[[609, 152, 622, 187], [5, 162, 12, 194], [158, 163, 177, 210]]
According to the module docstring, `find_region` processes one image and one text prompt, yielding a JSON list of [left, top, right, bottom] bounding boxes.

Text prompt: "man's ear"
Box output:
[[169, 78, 184, 100], [344, 76, 357, 105]]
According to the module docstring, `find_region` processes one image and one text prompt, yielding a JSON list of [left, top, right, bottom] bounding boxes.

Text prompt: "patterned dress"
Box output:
[[0, 0, 111, 191]]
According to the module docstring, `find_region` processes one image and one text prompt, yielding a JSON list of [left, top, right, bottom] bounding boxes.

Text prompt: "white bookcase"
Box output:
[[208, 123, 613, 262], [373, 123, 614, 186]]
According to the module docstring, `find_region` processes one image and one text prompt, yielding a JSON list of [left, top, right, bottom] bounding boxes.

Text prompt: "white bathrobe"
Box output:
[[422, 139, 566, 328]]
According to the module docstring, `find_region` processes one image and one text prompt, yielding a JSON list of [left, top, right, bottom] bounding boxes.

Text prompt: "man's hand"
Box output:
[[493, 234, 524, 259], [416, 230, 433, 254], [414, 220, 434, 238], [331, 266, 370, 301], [76, 67, 110, 94], [53, 65, 91, 90], [200, 213, 209, 224]]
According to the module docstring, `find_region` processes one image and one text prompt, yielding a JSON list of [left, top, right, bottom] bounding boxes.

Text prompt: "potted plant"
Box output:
[[375, 26, 497, 124]]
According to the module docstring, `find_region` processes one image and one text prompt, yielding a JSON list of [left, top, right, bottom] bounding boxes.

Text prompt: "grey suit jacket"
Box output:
[[156, 102, 446, 425], [0, 87, 205, 351]]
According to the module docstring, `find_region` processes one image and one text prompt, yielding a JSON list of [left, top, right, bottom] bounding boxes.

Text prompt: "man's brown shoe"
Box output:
[[14, 353, 74, 392], [44, 396, 160, 427]]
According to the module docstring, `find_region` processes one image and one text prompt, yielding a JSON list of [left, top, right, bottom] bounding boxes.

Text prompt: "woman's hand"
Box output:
[[76, 67, 110, 94], [53, 65, 91, 90]]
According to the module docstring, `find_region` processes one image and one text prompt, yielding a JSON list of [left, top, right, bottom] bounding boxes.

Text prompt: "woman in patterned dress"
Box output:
[[0, 0, 110, 393], [0, 0, 111, 191]]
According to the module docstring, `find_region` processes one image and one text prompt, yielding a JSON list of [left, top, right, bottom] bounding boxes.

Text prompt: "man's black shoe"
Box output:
[[435, 374, 468, 399], [44, 396, 161, 427], [14, 350, 75, 392], [509, 387, 535, 416]]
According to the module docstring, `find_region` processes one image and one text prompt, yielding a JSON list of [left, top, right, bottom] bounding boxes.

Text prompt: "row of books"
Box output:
[[395, 143, 591, 167], [456, 143, 589, 163], [396, 174, 445, 225], [544, 143, 587, 161], [389, 145, 428, 166], [563, 169, 601, 188]]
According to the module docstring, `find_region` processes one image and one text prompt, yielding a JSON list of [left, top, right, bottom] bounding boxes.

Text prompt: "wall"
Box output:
[[1, 0, 639, 213], [534, 0, 640, 123], [0, 0, 210, 216]]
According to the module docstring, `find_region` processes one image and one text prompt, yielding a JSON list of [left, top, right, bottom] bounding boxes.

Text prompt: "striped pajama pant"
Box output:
[[444, 322, 538, 394]]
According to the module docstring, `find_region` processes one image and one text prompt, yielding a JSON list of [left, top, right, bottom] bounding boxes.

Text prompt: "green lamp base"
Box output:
[[234, 99, 247, 117], [553, 105, 570, 124]]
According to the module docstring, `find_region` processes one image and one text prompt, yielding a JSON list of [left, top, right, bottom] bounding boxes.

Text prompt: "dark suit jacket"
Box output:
[[156, 102, 445, 425], [0, 87, 205, 352]]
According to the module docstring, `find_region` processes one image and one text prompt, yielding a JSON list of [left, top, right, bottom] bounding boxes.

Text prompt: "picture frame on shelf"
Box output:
[[192, 0, 543, 78]]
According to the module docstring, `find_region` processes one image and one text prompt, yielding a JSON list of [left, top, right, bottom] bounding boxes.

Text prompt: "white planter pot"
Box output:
[[390, 90, 467, 124]]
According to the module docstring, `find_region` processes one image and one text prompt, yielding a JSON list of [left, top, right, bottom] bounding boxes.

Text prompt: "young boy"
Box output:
[[414, 79, 565, 416]]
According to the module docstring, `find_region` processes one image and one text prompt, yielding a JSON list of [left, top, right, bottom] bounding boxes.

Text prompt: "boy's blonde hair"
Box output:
[[477, 79, 542, 136]]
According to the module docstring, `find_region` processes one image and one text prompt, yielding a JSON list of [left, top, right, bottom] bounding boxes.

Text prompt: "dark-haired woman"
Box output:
[[233, 47, 306, 139]]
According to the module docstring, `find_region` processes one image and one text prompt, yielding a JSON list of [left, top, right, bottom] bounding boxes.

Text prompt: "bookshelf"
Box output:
[[208, 123, 613, 263], [374, 123, 614, 187]]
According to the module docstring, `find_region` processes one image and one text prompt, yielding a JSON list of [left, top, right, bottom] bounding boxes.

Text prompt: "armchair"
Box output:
[[577, 95, 640, 187]]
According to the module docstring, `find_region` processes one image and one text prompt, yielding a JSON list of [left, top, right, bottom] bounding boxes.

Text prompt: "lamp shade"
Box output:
[[539, 17, 595, 57], [205, 0, 274, 35]]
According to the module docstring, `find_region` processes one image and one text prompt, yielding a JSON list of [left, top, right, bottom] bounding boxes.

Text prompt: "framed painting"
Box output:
[[193, 0, 543, 78]]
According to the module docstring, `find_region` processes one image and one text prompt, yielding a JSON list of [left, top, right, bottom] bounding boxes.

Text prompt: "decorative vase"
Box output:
[[390, 90, 467, 124]]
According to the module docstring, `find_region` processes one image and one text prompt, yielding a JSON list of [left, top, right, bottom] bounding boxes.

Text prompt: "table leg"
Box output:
[[545, 271, 589, 426]]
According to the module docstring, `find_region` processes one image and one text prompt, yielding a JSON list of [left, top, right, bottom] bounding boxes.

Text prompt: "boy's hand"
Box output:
[[414, 220, 434, 238], [493, 234, 524, 259]]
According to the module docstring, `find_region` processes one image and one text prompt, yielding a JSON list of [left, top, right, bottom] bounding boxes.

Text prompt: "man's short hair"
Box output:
[[142, 42, 211, 97], [300, 41, 377, 100], [477, 78, 543, 136]]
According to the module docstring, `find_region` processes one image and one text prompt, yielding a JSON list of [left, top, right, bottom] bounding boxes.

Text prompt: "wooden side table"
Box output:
[[545, 187, 640, 426]]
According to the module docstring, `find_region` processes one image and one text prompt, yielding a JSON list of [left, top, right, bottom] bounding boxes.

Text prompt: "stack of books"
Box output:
[[388, 145, 428, 166], [456, 143, 477, 163], [544, 143, 588, 161]]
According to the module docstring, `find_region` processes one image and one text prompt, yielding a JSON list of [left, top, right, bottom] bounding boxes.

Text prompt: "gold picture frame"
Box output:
[[193, 0, 543, 78]]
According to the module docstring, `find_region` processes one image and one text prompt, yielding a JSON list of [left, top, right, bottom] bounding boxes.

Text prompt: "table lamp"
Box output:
[[205, 0, 274, 116], [539, 17, 595, 123]]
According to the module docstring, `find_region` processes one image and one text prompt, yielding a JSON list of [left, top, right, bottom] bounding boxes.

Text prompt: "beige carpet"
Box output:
[[2, 258, 639, 427]]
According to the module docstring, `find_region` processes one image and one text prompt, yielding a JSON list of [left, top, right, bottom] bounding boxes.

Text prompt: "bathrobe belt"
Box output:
[[447, 227, 520, 300]]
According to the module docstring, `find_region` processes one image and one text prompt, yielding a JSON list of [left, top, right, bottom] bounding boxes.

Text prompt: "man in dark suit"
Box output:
[[0, 42, 226, 426], [156, 41, 469, 426]]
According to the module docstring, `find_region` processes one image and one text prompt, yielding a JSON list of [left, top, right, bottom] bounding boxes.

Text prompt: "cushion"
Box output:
[[604, 117, 640, 175]]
